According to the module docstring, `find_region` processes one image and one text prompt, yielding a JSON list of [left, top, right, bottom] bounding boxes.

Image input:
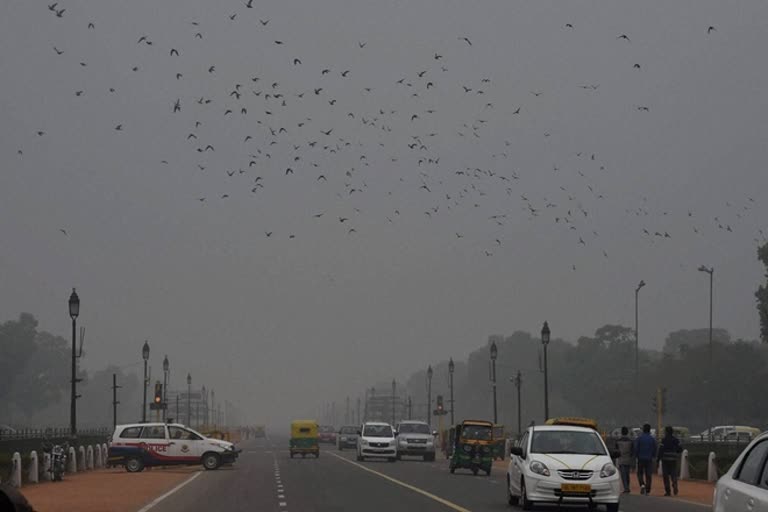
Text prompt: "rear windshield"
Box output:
[[320, 426, 335, 433], [119, 426, 142, 439], [462, 425, 492, 440], [363, 425, 393, 437], [399, 423, 430, 434], [531, 431, 606, 455], [340, 427, 357, 434]]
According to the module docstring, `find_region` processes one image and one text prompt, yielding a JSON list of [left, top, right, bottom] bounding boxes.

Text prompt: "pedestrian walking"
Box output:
[[634, 423, 657, 495], [658, 425, 683, 496], [614, 426, 634, 493]]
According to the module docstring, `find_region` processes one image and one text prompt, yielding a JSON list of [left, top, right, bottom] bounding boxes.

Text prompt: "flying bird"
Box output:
[[459, 36, 472, 46], [170, 48, 179, 56], [617, 34, 631, 41], [707, 25, 716, 33]]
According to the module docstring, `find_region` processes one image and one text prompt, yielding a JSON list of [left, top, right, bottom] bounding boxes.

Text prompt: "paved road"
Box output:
[[151, 436, 710, 512]]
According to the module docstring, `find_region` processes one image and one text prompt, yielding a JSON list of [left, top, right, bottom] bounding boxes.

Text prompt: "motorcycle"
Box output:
[[42, 440, 69, 481]]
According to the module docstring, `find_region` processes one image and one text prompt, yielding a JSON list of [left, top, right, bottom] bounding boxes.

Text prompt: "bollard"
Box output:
[[102, 444, 109, 466], [78, 446, 86, 471], [95, 445, 103, 468], [68, 446, 77, 473], [679, 449, 690, 480], [28, 451, 39, 484], [11, 452, 22, 487], [86, 446, 94, 470], [707, 451, 718, 482], [41, 452, 52, 481], [658, 459, 663, 476]]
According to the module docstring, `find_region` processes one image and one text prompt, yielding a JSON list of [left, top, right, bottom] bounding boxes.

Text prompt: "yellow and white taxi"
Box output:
[[507, 421, 620, 511]]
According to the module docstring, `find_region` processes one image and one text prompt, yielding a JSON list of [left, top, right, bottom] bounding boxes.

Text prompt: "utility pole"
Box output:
[[635, 280, 645, 389], [346, 396, 350, 425], [513, 371, 522, 436], [408, 396, 412, 420], [391, 379, 396, 426], [356, 397, 361, 425], [112, 373, 121, 430]]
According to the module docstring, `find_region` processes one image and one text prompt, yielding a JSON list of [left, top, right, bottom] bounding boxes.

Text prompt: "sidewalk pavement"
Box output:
[[492, 460, 714, 506], [20, 465, 199, 512]]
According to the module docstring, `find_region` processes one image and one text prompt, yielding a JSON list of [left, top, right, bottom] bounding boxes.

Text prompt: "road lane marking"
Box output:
[[329, 453, 472, 512], [136, 471, 202, 512]]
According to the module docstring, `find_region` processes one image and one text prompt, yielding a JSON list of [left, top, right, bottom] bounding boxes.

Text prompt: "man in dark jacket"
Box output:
[[614, 426, 634, 493], [634, 423, 657, 495], [658, 426, 683, 496]]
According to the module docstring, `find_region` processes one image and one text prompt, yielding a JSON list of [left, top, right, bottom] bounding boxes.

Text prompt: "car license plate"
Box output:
[[561, 484, 591, 494]]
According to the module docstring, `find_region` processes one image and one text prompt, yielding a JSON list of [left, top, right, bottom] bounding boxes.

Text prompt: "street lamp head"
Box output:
[[427, 365, 433, 380], [163, 355, 169, 372], [637, 280, 646, 291], [448, 357, 455, 374], [698, 265, 713, 274], [541, 321, 551, 345], [68, 288, 80, 319], [142, 340, 150, 361], [490, 340, 498, 361], [187, 373, 192, 386]]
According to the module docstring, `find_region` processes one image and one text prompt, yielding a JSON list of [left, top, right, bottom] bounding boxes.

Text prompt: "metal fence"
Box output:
[[0, 427, 110, 441]]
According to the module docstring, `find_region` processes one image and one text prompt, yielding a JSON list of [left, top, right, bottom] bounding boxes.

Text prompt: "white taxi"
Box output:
[[507, 424, 620, 511], [108, 422, 239, 472]]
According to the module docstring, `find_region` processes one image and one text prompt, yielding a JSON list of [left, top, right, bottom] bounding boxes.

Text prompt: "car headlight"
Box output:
[[399, 438, 408, 445], [529, 460, 550, 477], [360, 439, 369, 446], [463, 445, 473, 453], [600, 462, 617, 478]]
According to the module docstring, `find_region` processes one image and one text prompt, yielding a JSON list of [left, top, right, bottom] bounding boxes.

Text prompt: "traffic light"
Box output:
[[436, 395, 444, 414], [154, 382, 163, 405]]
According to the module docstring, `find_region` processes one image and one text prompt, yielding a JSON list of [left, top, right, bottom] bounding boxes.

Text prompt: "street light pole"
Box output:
[[448, 358, 455, 426], [513, 371, 522, 436], [392, 379, 396, 426], [112, 373, 121, 430], [202, 386, 207, 428], [162, 356, 170, 422], [699, 265, 714, 439], [490, 342, 498, 424], [427, 365, 433, 426], [68, 289, 80, 438], [541, 321, 551, 422], [187, 374, 192, 426], [635, 280, 645, 388], [142, 341, 150, 423]]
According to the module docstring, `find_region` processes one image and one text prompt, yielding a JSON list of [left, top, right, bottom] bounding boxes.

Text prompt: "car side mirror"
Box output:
[[510, 446, 524, 457], [432, 430, 438, 436]]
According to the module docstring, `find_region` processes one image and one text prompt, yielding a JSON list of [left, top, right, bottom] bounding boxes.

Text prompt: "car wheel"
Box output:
[[521, 478, 533, 510], [472, 467, 479, 476], [125, 456, 145, 473], [605, 504, 619, 512], [202, 452, 221, 470], [507, 476, 519, 506]]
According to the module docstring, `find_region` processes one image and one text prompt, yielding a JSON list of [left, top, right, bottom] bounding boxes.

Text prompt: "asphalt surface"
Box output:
[[150, 436, 711, 512]]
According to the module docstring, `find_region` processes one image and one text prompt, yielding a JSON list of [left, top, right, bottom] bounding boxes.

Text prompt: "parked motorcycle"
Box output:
[[41, 439, 69, 481]]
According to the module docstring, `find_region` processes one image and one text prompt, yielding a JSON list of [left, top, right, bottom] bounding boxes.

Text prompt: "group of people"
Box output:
[[614, 424, 683, 496]]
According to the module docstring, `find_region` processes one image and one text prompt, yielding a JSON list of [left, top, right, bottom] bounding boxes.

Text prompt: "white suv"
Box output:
[[357, 422, 397, 462], [507, 425, 620, 511]]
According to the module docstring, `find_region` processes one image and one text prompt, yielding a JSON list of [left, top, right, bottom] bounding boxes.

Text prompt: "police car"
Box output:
[[108, 422, 240, 472], [507, 418, 621, 511]]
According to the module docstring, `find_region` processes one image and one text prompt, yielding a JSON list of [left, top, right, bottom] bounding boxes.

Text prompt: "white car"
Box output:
[[507, 425, 620, 511], [356, 422, 397, 462], [713, 430, 768, 511]]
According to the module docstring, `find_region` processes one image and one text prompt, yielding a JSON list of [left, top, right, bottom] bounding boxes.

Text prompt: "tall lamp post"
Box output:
[[512, 371, 522, 436], [68, 288, 80, 437], [635, 280, 645, 387], [202, 385, 207, 428], [186, 373, 192, 426], [448, 358, 455, 425], [490, 341, 498, 424], [427, 365, 433, 426], [162, 355, 170, 422], [698, 265, 714, 439], [541, 321, 551, 422], [142, 341, 150, 422], [392, 379, 396, 425]]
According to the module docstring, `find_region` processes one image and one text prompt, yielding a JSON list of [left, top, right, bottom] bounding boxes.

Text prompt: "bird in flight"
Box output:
[[707, 25, 716, 33], [617, 34, 630, 41], [358, 41, 366, 48], [260, 19, 270, 25], [245, 0, 254, 7], [53, 47, 64, 55], [114, 124, 123, 131], [59, 228, 68, 236], [459, 36, 472, 46], [170, 48, 179, 56], [173, 99, 181, 112]]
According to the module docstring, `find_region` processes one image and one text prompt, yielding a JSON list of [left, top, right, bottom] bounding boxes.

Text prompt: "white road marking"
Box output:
[[279, 502, 287, 507], [329, 453, 472, 512], [136, 471, 202, 512]]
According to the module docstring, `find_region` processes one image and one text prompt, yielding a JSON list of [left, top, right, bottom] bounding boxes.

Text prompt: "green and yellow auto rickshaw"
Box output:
[[449, 420, 494, 476], [492, 424, 506, 460], [289, 420, 319, 458]]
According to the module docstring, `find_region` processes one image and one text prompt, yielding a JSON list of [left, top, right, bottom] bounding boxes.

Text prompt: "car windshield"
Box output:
[[340, 427, 357, 434], [531, 431, 607, 455], [398, 423, 431, 434], [320, 426, 335, 433], [363, 425, 393, 437], [462, 425, 492, 440]]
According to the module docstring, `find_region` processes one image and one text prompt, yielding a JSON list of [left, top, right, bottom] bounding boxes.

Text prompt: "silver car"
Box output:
[[714, 430, 768, 511], [395, 421, 436, 461], [337, 425, 359, 450]]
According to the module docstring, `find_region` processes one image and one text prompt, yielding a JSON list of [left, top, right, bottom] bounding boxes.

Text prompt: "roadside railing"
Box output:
[[0, 427, 110, 441]]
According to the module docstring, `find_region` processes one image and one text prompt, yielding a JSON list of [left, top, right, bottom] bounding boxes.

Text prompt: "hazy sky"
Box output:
[[1, 0, 767, 425]]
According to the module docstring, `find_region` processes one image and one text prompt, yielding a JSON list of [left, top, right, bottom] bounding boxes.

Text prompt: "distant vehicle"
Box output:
[[713, 430, 768, 511], [449, 420, 494, 475], [0, 425, 16, 437], [395, 420, 436, 461], [692, 426, 760, 442], [357, 422, 397, 462], [253, 425, 266, 438], [108, 423, 239, 472], [290, 420, 319, 458], [318, 425, 337, 444], [508, 420, 621, 512], [336, 425, 359, 450]]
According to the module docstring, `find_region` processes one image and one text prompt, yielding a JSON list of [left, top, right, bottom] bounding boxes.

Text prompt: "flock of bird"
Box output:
[[14, 2, 767, 268]]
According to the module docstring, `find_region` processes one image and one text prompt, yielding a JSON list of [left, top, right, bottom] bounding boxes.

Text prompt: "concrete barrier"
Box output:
[[707, 451, 718, 482], [11, 452, 22, 487], [86, 445, 94, 470], [95, 444, 103, 468], [658, 459, 663, 476], [78, 446, 86, 471], [67, 446, 77, 473], [28, 450, 39, 484], [679, 449, 690, 480], [41, 452, 52, 481]]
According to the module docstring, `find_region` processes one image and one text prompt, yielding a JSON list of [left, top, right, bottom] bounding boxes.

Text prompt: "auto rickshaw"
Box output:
[[289, 420, 319, 458], [449, 420, 494, 475], [492, 424, 506, 460]]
